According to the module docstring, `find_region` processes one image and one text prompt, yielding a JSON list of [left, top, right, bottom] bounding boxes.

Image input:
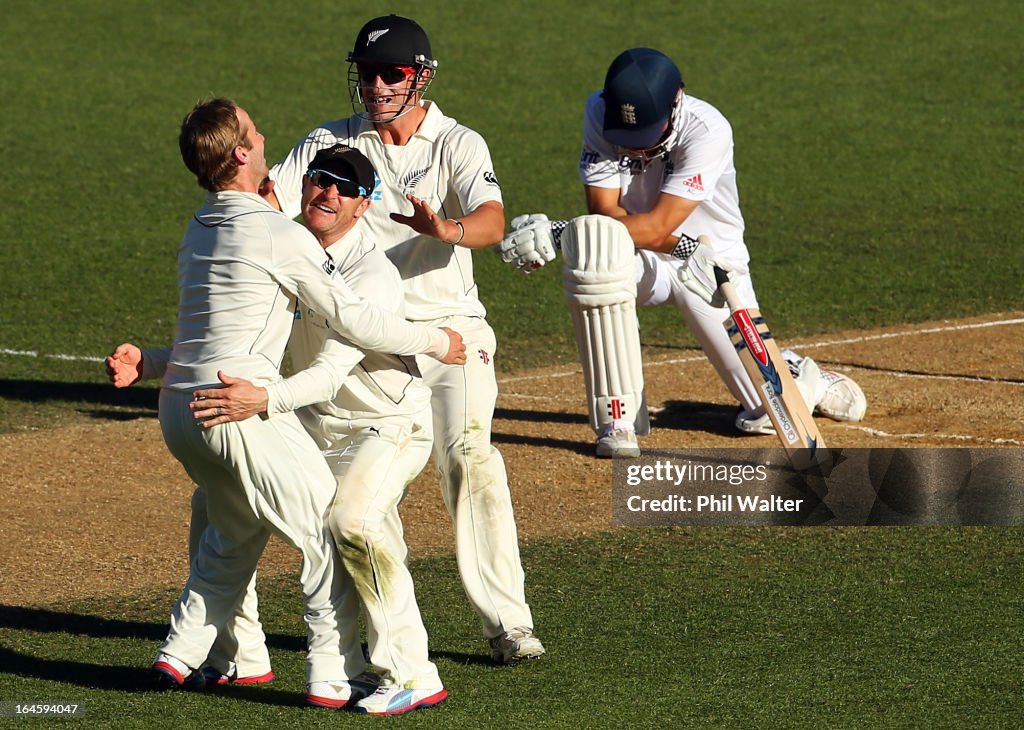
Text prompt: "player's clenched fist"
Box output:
[[498, 213, 558, 274], [439, 327, 467, 365], [105, 343, 144, 388]]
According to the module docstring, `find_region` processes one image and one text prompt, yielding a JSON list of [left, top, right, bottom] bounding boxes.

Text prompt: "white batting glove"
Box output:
[[498, 213, 559, 274], [678, 236, 735, 308]]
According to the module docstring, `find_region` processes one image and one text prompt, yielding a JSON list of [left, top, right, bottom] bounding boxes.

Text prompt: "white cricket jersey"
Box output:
[[268, 223, 432, 446], [270, 101, 503, 321], [162, 190, 447, 391], [579, 91, 750, 271]]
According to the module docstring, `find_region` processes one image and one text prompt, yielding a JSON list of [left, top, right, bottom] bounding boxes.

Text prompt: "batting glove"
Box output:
[[498, 213, 560, 274], [677, 236, 735, 308]]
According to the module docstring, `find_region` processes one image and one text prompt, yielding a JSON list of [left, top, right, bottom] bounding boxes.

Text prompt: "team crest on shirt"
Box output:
[[401, 168, 429, 195]]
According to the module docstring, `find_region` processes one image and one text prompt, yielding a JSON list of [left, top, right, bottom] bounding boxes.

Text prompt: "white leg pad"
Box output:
[[561, 215, 649, 436]]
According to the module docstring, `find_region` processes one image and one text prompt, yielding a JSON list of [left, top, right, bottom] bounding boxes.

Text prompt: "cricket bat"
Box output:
[[715, 267, 829, 471]]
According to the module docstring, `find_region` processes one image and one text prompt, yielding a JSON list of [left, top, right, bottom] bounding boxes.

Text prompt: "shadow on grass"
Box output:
[[493, 407, 588, 425], [0, 605, 492, 698], [0, 604, 305, 651], [490, 400, 739, 455], [651, 400, 739, 436], [0, 644, 154, 692], [0, 379, 158, 418]]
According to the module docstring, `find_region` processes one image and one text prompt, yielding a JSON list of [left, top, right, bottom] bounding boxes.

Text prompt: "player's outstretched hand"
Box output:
[[390, 194, 462, 243], [439, 327, 467, 365], [105, 343, 144, 388], [190, 371, 268, 428], [678, 236, 735, 308], [498, 214, 558, 274]]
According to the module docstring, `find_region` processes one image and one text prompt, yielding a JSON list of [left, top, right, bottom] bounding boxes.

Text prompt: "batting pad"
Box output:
[[562, 216, 649, 436]]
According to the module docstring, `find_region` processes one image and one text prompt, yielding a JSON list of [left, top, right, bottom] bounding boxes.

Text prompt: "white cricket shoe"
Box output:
[[735, 408, 775, 435], [489, 626, 546, 665], [596, 421, 641, 458], [192, 662, 274, 688], [816, 370, 868, 421], [306, 673, 378, 709], [353, 685, 448, 716], [151, 652, 194, 689], [735, 354, 866, 435]]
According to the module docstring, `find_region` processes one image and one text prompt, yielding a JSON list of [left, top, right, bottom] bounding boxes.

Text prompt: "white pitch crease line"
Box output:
[[877, 370, 1024, 387], [842, 424, 1023, 447], [496, 316, 1024, 385], [3, 316, 1022, 373], [0, 348, 103, 363]]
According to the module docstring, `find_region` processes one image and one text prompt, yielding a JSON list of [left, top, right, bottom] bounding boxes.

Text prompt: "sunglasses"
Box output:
[[357, 64, 417, 85], [305, 169, 367, 198]]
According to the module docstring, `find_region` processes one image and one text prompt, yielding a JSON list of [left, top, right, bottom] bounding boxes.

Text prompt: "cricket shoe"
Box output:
[[815, 369, 867, 422], [489, 627, 546, 665], [595, 421, 641, 458], [151, 652, 194, 689], [306, 673, 379, 709], [188, 662, 274, 689], [353, 685, 448, 716], [735, 354, 866, 435]]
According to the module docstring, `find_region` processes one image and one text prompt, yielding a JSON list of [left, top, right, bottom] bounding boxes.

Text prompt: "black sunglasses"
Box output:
[[305, 170, 367, 198], [357, 64, 416, 85]]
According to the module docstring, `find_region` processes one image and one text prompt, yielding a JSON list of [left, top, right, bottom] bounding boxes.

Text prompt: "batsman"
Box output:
[[499, 48, 867, 457]]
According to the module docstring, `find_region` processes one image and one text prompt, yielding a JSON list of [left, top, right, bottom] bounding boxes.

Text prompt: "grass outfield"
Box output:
[[1, 2, 1022, 727], [0, 0, 1021, 428], [1, 529, 1022, 727]]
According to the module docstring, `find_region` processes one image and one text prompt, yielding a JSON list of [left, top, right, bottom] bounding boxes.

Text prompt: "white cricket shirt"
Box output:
[[268, 222, 432, 444], [270, 101, 503, 321], [579, 91, 750, 271], [161, 191, 447, 390]]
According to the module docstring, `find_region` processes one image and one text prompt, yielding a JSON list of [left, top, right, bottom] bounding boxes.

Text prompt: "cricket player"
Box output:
[[499, 48, 867, 457], [188, 144, 448, 715], [265, 15, 544, 664], [107, 98, 464, 703]]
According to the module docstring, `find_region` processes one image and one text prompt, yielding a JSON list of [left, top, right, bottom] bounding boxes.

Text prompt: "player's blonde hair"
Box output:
[[179, 98, 250, 192]]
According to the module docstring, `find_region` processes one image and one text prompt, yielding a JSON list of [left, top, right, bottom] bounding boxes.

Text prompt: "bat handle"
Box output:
[[713, 266, 743, 312]]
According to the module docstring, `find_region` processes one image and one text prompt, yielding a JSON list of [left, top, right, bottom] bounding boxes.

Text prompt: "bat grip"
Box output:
[[713, 266, 743, 312]]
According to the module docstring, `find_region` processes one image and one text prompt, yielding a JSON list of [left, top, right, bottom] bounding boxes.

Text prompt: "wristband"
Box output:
[[670, 232, 701, 260], [550, 219, 570, 249], [444, 219, 465, 245]]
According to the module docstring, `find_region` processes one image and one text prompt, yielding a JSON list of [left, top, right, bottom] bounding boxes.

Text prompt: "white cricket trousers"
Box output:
[[325, 410, 441, 689], [188, 487, 271, 679], [156, 388, 364, 683], [635, 249, 763, 412], [417, 315, 534, 638]]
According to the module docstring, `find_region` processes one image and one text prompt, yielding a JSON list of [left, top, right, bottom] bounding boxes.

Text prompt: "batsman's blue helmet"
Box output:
[[602, 48, 683, 150]]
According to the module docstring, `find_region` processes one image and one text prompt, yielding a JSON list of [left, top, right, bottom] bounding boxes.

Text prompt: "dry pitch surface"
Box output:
[[1, 312, 1022, 607]]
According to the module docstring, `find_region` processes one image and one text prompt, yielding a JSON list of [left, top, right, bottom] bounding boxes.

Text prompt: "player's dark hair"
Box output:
[[179, 98, 249, 192]]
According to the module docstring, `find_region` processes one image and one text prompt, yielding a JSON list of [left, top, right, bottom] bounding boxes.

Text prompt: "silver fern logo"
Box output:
[[367, 29, 389, 45], [621, 103, 637, 125], [401, 167, 428, 194]]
